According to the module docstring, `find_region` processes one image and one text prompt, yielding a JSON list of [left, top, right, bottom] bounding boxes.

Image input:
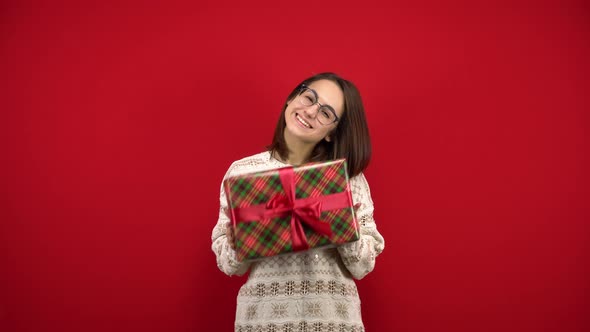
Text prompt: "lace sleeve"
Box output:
[[337, 172, 385, 279], [211, 164, 252, 276]]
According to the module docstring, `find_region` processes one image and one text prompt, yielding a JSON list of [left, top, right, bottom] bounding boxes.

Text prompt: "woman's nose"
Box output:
[[302, 104, 319, 118]]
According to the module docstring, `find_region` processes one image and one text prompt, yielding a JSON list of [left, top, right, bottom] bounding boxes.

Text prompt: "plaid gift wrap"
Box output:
[[223, 159, 360, 262]]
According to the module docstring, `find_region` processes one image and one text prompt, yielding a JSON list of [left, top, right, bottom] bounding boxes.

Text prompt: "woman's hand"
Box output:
[[225, 223, 236, 250], [354, 202, 362, 214], [223, 207, 237, 250]]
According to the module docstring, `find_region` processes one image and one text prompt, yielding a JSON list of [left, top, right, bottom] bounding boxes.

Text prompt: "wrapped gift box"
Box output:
[[223, 159, 359, 262]]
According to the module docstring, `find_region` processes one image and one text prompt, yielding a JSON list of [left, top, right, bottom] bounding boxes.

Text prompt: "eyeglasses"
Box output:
[[296, 84, 340, 126]]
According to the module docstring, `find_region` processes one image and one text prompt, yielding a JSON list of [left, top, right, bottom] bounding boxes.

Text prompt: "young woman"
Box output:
[[211, 72, 385, 332]]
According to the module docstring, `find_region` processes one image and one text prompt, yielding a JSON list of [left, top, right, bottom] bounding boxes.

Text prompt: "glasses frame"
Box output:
[[296, 84, 340, 126]]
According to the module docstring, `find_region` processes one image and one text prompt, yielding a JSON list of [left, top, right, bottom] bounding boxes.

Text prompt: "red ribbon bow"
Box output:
[[265, 168, 333, 251]]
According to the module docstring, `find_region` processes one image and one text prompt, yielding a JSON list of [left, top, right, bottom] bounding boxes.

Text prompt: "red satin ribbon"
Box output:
[[232, 167, 351, 251]]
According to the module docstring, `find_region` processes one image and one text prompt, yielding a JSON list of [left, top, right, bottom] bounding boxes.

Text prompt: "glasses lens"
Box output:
[[298, 89, 316, 107], [317, 107, 336, 125]]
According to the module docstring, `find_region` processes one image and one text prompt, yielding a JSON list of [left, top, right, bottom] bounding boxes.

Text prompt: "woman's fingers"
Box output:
[[226, 222, 236, 250], [353, 203, 362, 213], [222, 207, 231, 219]]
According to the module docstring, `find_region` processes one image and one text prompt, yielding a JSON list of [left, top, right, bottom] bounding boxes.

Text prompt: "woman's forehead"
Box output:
[[307, 80, 344, 113]]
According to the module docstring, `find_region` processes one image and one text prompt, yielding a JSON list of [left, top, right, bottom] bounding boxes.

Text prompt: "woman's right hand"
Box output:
[[225, 223, 236, 250], [223, 207, 237, 250]]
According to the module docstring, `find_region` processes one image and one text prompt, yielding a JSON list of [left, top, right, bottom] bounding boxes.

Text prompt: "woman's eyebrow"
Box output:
[[308, 87, 334, 109]]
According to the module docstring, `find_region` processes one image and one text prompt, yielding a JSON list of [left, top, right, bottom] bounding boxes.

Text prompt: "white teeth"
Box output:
[[296, 114, 311, 128]]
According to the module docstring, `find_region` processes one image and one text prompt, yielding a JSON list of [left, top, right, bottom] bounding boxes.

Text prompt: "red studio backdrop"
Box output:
[[1, 1, 589, 331]]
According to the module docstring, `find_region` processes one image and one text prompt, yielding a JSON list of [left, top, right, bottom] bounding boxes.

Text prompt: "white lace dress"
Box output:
[[211, 151, 385, 332]]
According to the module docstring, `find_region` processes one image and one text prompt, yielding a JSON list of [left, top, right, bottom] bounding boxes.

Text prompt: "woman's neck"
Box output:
[[281, 134, 315, 166], [285, 149, 311, 166]]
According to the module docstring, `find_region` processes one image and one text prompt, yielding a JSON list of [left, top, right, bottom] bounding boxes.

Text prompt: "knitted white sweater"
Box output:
[[211, 151, 385, 332]]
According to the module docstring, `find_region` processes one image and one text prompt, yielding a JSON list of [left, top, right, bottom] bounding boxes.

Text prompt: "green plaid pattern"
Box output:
[[224, 159, 359, 261]]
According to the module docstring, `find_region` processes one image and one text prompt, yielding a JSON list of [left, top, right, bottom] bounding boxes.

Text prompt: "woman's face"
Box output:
[[284, 79, 345, 147]]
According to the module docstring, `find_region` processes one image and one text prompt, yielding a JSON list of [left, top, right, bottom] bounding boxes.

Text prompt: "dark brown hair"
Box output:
[[267, 72, 371, 178]]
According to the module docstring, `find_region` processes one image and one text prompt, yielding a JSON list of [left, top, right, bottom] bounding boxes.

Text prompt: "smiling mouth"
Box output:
[[296, 113, 312, 128]]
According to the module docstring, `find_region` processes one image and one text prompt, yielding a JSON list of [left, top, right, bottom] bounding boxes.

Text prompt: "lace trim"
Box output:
[[239, 280, 358, 298], [249, 269, 344, 279], [236, 322, 364, 332]]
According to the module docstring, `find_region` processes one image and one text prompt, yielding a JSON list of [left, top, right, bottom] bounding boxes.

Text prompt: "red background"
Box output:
[[1, 1, 589, 331]]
